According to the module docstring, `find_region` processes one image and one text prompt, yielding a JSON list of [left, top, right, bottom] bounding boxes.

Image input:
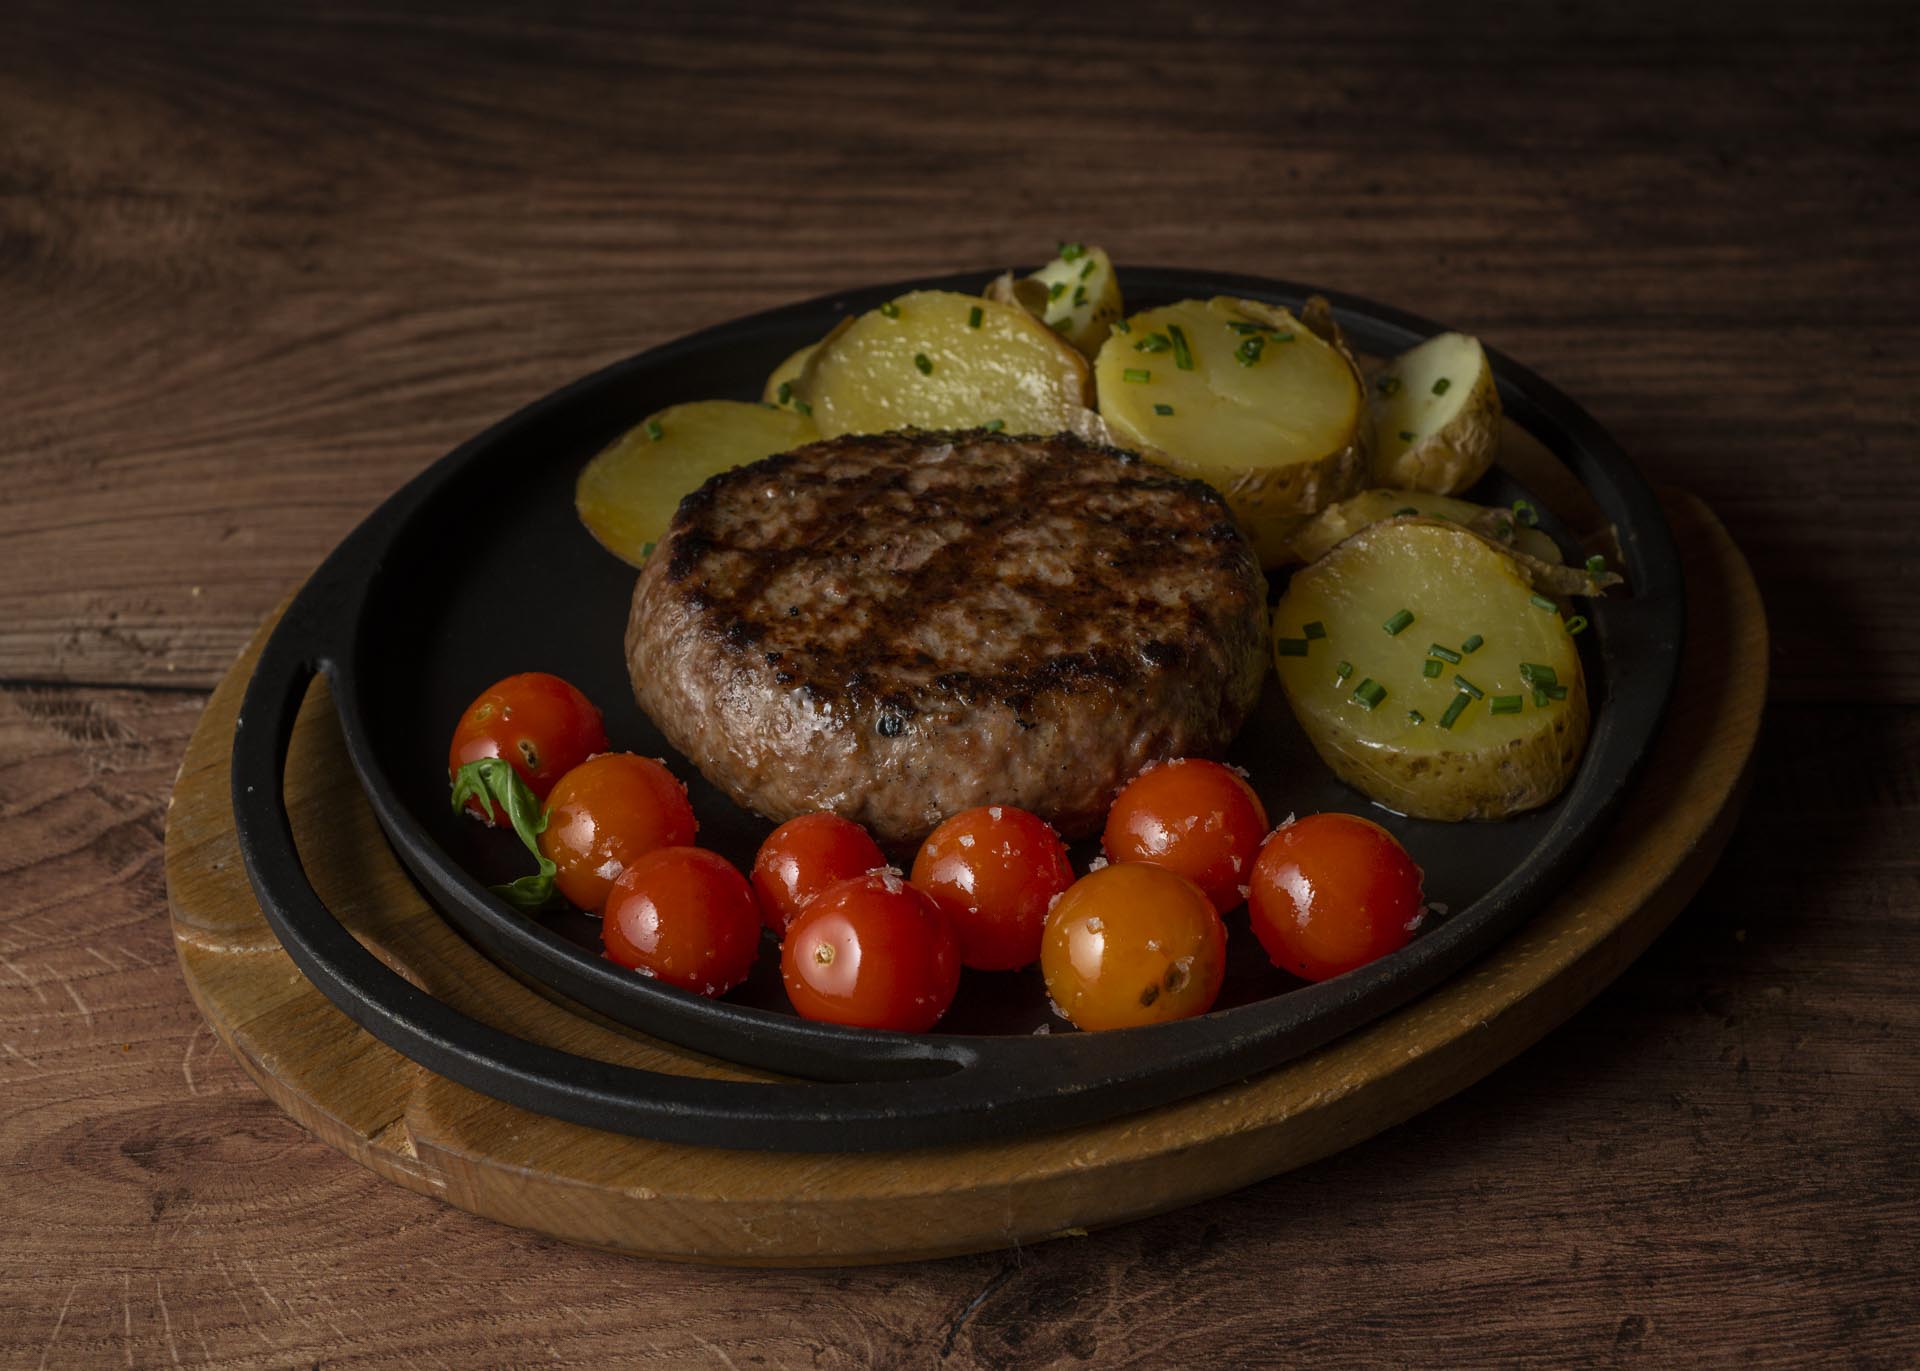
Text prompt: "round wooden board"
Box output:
[[164, 490, 1763, 1267]]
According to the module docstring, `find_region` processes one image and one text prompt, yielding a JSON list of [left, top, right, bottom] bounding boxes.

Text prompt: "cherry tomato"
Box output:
[[1247, 812, 1425, 982], [1103, 758, 1268, 912], [910, 805, 1073, 971], [751, 812, 886, 934], [1040, 863, 1225, 1031], [449, 672, 607, 820], [780, 871, 960, 1032], [538, 753, 698, 912], [601, 847, 763, 997]]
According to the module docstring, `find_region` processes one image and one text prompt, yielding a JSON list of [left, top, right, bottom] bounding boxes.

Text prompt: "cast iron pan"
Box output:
[[231, 268, 1684, 1152]]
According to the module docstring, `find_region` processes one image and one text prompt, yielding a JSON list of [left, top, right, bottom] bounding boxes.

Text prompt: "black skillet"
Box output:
[[231, 268, 1685, 1152]]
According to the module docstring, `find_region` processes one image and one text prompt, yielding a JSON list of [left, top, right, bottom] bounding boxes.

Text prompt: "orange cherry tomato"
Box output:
[[1040, 863, 1225, 1031], [751, 812, 886, 934], [1247, 812, 1425, 982], [911, 805, 1073, 971], [1102, 758, 1268, 911], [601, 847, 763, 997], [780, 871, 960, 1032], [449, 672, 607, 819], [538, 753, 697, 912]]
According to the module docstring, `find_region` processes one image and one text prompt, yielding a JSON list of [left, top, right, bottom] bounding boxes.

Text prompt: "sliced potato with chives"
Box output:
[[576, 401, 817, 567], [762, 342, 819, 407], [1272, 518, 1589, 821], [1369, 332, 1502, 494], [796, 289, 1092, 440], [1094, 296, 1369, 566], [1288, 487, 1563, 565], [986, 243, 1124, 359]]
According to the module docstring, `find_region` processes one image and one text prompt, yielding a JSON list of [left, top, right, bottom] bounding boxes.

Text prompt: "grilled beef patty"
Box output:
[[625, 428, 1269, 845]]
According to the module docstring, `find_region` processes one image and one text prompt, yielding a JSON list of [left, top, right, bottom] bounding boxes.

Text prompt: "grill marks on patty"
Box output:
[[661, 430, 1252, 719]]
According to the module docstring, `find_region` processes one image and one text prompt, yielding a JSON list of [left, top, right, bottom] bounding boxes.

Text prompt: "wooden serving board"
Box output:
[[164, 490, 1764, 1267]]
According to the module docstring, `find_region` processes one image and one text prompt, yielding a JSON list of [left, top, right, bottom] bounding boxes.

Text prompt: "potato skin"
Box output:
[[1369, 335, 1502, 495]]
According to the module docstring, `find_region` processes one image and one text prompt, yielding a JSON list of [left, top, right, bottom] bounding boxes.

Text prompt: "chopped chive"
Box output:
[[1544, 682, 1569, 700], [1495, 518, 1515, 539], [1274, 637, 1310, 657], [1113, 319, 1132, 333], [1228, 321, 1266, 334], [1123, 367, 1151, 383], [1530, 594, 1558, 612], [1422, 659, 1444, 679], [1393, 506, 1420, 517], [640, 541, 656, 559], [1586, 554, 1609, 575], [1048, 281, 1067, 301], [1135, 333, 1171, 353], [1079, 258, 1095, 279], [1377, 375, 1401, 395], [1269, 329, 1295, 343], [914, 353, 934, 375], [776, 381, 793, 404], [1303, 621, 1327, 640], [793, 399, 813, 416], [1072, 285, 1088, 308], [968, 305, 983, 329], [1461, 633, 1484, 654], [1398, 430, 1416, 442], [1490, 694, 1524, 716], [1168, 324, 1194, 371], [879, 300, 900, 319], [1513, 499, 1540, 527], [1427, 643, 1462, 664], [1432, 377, 1452, 395], [1407, 709, 1426, 725], [1532, 686, 1551, 708], [1153, 403, 1176, 416], [644, 419, 664, 441], [1335, 660, 1354, 685], [1235, 336, 1265, 367], [1351, 678, 1386, 710], [982, 418, 1005, 432], [1518, 662, 1559, 687], [1438, 693, 1471, 730], [1566, 615, 1589, 635], [1058, 241, 1086, 261], [1453, 674, 1484, 699], [1382, 608, 1415, 636]]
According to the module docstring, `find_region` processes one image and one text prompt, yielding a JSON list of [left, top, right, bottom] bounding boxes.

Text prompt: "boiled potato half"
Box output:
[[795, 289, 1092, 439], [1094, 296, 1370, 566], [761, 341, 819, 406], [1272, 518, 1590, 821], [1288, 487, 1563, 565], [1369, 332, 1502, 494], [986, 243, 1124, 359], [576, 400, 818, 567]]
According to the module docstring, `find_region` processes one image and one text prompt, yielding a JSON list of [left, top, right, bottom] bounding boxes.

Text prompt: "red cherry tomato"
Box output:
[[538, 753, 698, 912], [1103, 758, 1269, 911], [751, 812, 886, 934], [780, 871, 960, 1032], [1247, 812, 1425, 982], [1040, 863, 1225, 1030], [910, 805, 1073, 971], [449, 672, 606, 820], [601, 847, 763, 997]]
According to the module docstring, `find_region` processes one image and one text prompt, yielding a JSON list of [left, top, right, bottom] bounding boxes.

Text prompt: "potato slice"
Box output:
[[761, 341, 818, 406], [986, 243, 1124, 359], [1272, 518, 1589, 821], [1288, 488, 1563, 565], [796, 290, 1091, 440], [1369, 332, 1502, 494], [1094, 296, 1369, 566], [576, 401, 817, 567]]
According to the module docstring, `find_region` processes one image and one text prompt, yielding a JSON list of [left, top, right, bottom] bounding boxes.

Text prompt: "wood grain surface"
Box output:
[[2, 0, 1914, 1365]]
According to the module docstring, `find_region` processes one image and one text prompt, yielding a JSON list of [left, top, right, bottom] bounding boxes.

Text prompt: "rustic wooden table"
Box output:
[[4, 2, 1914, 1365]]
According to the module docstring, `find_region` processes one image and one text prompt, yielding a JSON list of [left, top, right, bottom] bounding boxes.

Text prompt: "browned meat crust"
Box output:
[[626, 428, 1268, 845]]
